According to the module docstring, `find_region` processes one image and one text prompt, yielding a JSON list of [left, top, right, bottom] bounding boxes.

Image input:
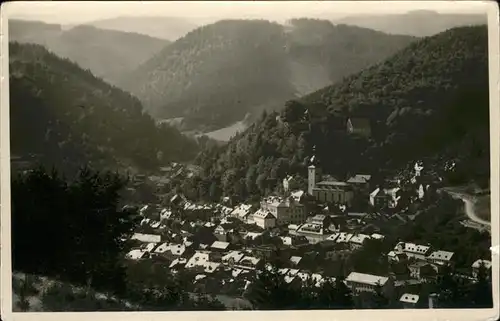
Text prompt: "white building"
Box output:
[[252, 209, 277, 229], [394, 242, 431, 260], [260, 196, 306, 225], [345, 272, 393, 296], [426, 250, 454, 266]]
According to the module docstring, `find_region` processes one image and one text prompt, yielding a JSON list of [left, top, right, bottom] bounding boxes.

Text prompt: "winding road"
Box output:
[[441, 188, 491, 227]]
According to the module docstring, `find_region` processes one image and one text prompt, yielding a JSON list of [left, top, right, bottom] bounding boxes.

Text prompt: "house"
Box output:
[[253, 209, 277, 229], [387, 251, 408, 263], [236, 256, 262, 270], [295, 223, 330, 244], [335, 232, 354, 244], [349, 234, 372, 250], [210, 241, 230, 252], [347, 174, 372, 190], [346, 117, 372, 138], [260, 196, 306, 225], [231, 204, 253, 221], [408, 262, 437, 281], [394, 242, 431, 260], [400, 293, 420, 309], [369, 187, 402, 208], [345, 272, 393, 296], [222, 251, 246, 266], [309, 214, 331, 228], [471, 259, 492, 279], [280, 235, 308, 246], [426, 250, 454, 266]]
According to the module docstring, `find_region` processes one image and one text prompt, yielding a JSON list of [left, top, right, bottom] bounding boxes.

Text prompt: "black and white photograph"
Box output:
[[0, 1, 498, 319]]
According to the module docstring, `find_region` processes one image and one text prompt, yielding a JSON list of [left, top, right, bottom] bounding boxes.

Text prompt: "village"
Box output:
[[121, 154, 491, 309]]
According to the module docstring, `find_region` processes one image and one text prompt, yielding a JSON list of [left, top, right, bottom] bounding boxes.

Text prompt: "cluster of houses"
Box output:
[[124, 192, 491, 309], [120, 154, 490, 308]]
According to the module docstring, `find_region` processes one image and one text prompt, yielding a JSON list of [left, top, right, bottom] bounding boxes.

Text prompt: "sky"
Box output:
[[3, 1, 490, 25]]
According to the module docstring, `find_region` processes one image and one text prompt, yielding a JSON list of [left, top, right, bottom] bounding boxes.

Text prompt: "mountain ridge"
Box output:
[[9, 19, 170, 87], [183, 25, 489, 202], [121, 18, 417, 132], [9, 41, 199, 175]]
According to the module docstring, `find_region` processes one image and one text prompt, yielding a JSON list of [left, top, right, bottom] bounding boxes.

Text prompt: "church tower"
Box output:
[[307, 146, 322, 195]]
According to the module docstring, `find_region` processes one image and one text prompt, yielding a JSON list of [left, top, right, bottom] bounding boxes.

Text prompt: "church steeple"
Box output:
[[307, 145, 322, 195]]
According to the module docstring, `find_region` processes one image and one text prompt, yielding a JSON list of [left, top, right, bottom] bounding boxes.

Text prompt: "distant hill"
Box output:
[[84, 16, 200, 41], [333, 10, 486, 37], [9, 19, 169, 86], [187, 25, 489, 202], [121, 19, 416, 132], [9, 42, 199, 174]]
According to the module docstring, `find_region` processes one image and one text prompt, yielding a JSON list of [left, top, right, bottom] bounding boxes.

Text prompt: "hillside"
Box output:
[[84, 16, 199, 41], [333, 10, 486, 37], [9, 19, 169, 86], [185, 25, 489, 202], [121, 19, 415, 132], [9, 42, 199, 175]]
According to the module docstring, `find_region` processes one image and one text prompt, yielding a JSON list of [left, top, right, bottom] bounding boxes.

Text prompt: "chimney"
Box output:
[[428, 293, 437, 309]]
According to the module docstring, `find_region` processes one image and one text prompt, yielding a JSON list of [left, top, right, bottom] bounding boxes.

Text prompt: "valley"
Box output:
[[7, 9, 493, 313]]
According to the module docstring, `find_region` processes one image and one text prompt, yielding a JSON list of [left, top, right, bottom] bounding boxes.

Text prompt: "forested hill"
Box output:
[[333, 10, 487, 37], [186, 25, 489, 202], [9, 19, 169, 87], [9, 42, 199, 175], [121, 19, 416, 132], [85, 16, 199, 41]]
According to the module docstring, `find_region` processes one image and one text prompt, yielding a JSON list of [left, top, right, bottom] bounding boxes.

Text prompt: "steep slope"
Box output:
[[285, 18, 416, 95], [121, 20, 297, 132], [85, 16, 199, 41], [9, 42, 198, 174], [9, 20, 169, 86], [187, 25, 489, 201], [122, 19, 415, 132], [333, 10, 486, 37]]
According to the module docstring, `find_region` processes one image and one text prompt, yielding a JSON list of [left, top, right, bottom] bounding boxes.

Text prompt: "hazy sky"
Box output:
[[3, 1, 489, 25]]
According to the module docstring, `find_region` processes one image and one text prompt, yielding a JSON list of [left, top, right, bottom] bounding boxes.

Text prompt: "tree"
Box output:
[[11, 166, 141, 294]]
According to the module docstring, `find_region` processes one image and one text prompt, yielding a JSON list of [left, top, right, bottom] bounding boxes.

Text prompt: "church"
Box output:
[[307, 150, 354, 206]]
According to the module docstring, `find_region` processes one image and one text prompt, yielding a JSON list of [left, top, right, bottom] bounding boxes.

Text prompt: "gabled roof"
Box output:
[[347, 174, 372, 184]]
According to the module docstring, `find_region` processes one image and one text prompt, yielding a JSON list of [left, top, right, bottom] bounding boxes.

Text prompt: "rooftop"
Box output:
[[211, 241, 230, 250], [427, 250, 454, 261], [346, 272, 389, 286], [400, 293, 420, 304], [347, 174, 372, 184]]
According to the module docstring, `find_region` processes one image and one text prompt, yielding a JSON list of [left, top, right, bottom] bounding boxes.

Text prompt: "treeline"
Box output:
[[11, 166, 224, 311], [9, 42, 199, 175], [181, 25, 489, 202]]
